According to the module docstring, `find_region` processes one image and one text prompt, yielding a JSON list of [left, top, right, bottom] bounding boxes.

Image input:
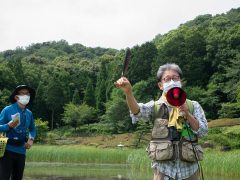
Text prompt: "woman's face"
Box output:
[[158, 69, 182, 93]]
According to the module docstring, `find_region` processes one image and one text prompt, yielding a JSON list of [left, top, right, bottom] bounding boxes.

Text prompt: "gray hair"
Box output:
[[156, 63, 182, 82]]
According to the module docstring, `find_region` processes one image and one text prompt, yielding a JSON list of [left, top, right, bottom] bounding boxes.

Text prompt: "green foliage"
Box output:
[[25, 145, 240, 176], [218, 102, 240, 118], [222, 125, 240, 139], [45, 74, 65, 130], [184, 86, 205, 103], [152, 26, 208, 87], [0, 61, 17, 90], [101, 97, 133, 134], [72, 89, 81, 105], [46, 132, 57, 144], [0, 89, 11, 110], [51, 125, 74, 139], [204, 126, 240, 149], [62, 103, 96, 130], [128, 42, 158, 85], [34, 118, 49, 143], [0, 7, 240, 131], [13, 57, 26, 85], [132, 80, 153, 103], [199, 83, 221, 120], [96, 60, 107, 115], [207, 134, 231, 146], [83, 79, 95, 107], [32, 82, 48, 121], [131, 121, 151, 148]]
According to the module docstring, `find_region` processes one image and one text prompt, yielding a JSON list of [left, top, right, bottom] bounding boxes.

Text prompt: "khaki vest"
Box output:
[[147, 103, 204, 163]]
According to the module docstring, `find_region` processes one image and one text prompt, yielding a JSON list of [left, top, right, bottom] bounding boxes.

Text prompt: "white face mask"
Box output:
[[163, 80, 182, 94], [17, 95, 30, 105]]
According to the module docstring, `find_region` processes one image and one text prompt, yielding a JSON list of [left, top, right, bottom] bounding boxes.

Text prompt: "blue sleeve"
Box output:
[[28, 113, 36, 138], [0, 108, 10, 132]]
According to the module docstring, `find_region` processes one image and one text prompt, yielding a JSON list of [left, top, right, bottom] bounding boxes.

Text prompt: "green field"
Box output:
[[26, 145, 240, 177]]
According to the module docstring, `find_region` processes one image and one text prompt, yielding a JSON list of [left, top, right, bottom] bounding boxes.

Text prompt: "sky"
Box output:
[[0, 0, 240, 52]]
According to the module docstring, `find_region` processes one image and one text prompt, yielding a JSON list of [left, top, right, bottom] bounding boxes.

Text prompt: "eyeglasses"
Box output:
[[18, 92, 31, 96], [161, 76, 180, 83]]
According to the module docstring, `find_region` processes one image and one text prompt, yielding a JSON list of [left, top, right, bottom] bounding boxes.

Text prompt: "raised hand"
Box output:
[[114, 77, 132, 93]]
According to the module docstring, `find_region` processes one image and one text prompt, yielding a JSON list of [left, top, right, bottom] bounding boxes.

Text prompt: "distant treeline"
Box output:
[[0, 7, 240, 133]]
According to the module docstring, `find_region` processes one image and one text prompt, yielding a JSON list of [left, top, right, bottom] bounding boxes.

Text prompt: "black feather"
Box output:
[[122, 49, 131, 77]]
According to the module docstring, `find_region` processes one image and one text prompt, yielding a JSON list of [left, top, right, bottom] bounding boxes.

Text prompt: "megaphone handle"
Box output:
[[180, 111, 185, 116]]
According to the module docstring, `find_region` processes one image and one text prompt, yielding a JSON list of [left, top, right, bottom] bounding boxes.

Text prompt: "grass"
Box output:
[[26, 145, 240, 177], [208, 118, 240, 127], [201, 148, 240, 176], [26, 144, 131, 164]]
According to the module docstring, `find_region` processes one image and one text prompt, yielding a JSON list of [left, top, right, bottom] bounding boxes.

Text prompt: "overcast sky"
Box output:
[[0, 0, 240, 52]]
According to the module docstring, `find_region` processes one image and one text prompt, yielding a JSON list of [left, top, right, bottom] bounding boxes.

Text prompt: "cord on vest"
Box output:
[[185, 120, 204, 180]]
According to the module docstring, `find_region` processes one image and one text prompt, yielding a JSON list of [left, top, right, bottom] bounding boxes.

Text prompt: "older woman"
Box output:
[[114, 63, 208, 180]]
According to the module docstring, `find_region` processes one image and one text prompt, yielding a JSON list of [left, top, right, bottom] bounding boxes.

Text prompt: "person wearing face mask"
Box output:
[[114, 63, 208, 180], [0, 85, 36, 180]]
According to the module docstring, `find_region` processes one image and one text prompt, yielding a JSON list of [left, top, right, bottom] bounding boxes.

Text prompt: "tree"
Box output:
[[72, 89, 81, 105], [105, 50, 125, 101], [0, 61, 17, 90], [101, 97, 133, 133], [34, 118, 49, 143], [83, 78, 95, 107], [218, 102, 240, 118], [0, 89, 11, 110], [32, 81, 48, 121], [199, 83, 221, 120], [132, 80, 154, 103], [45, 75, 65, 130], [62, 103, 79, 130], [128, 42, 158, 85], [152, 27, 208, 87], [131, 121, 152, 148], [13, 57, 25, 85], [62, 103, 96, 130], [96, 60, 107, 115]]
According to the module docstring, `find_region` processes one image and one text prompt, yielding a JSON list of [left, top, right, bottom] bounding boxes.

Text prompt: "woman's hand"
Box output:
[[114, 77, 132, 93], [114, 77, 139, 114], [24, 139, 34, 150], [8, 120, 19, 129], [178, 102, 199, 131], [177, 102, 189, 116]]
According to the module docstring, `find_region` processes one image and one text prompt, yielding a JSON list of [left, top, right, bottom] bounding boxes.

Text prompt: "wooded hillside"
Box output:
[[0, 7, 240, 134]]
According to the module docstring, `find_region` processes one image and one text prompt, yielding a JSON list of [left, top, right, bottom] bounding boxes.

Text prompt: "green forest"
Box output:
[[1, 7, 240, 138]]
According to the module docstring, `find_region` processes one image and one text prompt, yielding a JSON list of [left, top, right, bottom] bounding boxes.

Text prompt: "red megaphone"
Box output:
[[166, 87, 186, 107]]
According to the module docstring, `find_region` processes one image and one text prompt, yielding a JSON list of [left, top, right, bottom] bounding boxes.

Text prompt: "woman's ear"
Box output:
[[158, 82, 164, 90], [14, 95, 19, 101]]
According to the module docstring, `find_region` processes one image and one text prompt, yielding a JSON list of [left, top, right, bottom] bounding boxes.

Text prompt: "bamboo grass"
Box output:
[[26, 145, 240, 177]]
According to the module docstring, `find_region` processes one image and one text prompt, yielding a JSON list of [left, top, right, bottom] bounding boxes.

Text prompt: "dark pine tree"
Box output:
[[95, 60, 107, 115], [83, 78, 95, 107], [32, 81, 48, 121], [72, 88, 81, 105], [13, 57, 26, 85]]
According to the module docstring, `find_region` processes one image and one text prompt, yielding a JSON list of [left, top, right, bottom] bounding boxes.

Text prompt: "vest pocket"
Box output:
[[180, 142, 204, 162], [152, 118, 169, 138], [147, 141, 175, 161]]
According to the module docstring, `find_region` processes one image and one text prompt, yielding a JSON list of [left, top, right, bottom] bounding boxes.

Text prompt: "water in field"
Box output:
[[23, 162, 239, 180], [23, 162, 153, 180]]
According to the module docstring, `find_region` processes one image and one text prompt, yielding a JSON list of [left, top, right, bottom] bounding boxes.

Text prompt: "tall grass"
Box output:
[[201, 148, 240, 176], [26, 145, 240, 177], [27, 145, 130, 164]]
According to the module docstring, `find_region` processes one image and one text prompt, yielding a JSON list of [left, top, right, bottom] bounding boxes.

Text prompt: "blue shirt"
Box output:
[[0, 102, 36, 154]]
